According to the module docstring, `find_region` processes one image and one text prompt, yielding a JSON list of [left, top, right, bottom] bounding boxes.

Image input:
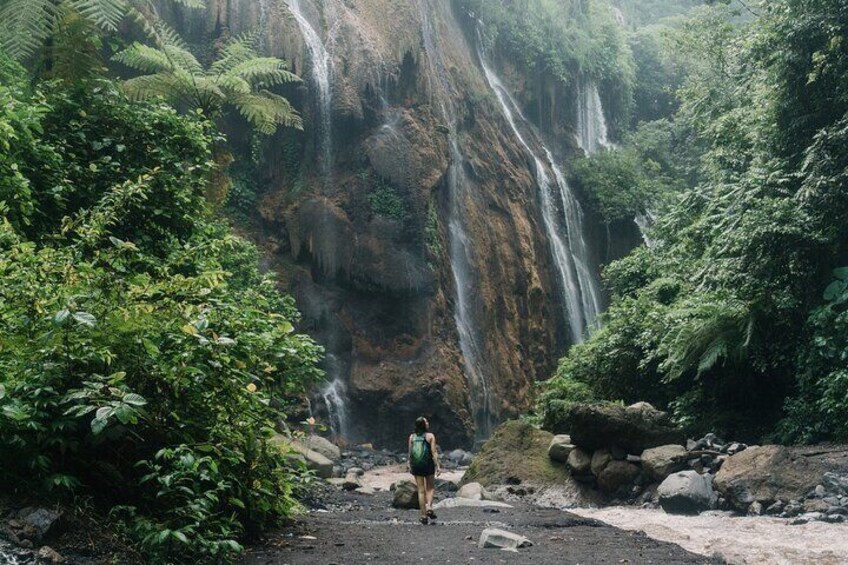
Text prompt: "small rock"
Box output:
[[354, 486, 375, 496], [37, 546, 65, 564], [348, 467, 365, 477], [765, 500, 784, 515], [478, 528, 532, 550], [459, 452, 474, 466], [814, 485, 827, 498], [457, 482, 496, 501], [342, 473, 362, 491], [727, 442, 747, 455], [16, 508, 62, 543], [686, 439, 698, 451], [391, 480, 420, 509], [823, 472, 848, 496], [433, 498, 513, 510], [748, 501, 764, 516]]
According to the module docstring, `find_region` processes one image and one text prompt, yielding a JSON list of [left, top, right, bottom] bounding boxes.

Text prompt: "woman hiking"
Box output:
[[408, 416, 441, 524]]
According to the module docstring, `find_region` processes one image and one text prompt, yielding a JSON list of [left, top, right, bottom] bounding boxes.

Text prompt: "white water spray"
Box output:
[[419, 0, 494, 438], [576, 80, 613, 155], [477, 28, 602, 341], [286, 0, 333, 175]]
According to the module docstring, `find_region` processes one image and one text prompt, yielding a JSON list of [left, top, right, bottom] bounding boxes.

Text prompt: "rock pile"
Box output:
[[549, 403, 687, 498], [2, 507, 64, 563], [548, 404, 848, 524]]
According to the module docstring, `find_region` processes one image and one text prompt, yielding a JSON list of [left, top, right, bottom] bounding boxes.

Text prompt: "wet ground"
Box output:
[[240, 487, 721, 565]]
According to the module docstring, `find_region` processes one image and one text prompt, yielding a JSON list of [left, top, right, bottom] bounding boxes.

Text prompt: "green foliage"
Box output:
[[424, 198, 442, 269], [114, 32, 302, 135], [462, 0, 635, 131], [367, 176, 407, 222], [0, 0, 204, 62], [0, 81, 322, 561], [538, 0, 848, 442]]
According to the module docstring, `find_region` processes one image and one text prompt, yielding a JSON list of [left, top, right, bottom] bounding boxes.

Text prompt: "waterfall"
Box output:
[[576, 80, 613, 155], [285, 0, 333, 175], [286, 0, 346, 438], [418, 0, 494, 438], [635, 210, 657, 248], [476, 28, 602, 341]]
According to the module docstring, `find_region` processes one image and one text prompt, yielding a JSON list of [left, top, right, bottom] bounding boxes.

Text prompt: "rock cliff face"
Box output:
[[160, 0, 634, 449]]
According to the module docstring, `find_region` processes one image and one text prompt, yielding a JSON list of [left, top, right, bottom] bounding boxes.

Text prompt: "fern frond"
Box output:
[[113, 42, 174, 73], [227, 57, 300, 87], [0, 0, 58, 60], [121, 73, 182, 101], [230, 91, 302, 135], [163, 43, 202, 74], [216, 75, 251, 95], [210, 33, 259, 75], [71, 0, 128, 32], [697, 338, 727, 376]]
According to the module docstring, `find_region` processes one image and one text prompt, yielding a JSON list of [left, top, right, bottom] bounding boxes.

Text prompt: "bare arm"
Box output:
[[407, 434, 412, 472], [428, 433, 441, 476]]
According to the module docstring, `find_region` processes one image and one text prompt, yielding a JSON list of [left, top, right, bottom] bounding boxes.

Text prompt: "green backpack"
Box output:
[[410, 433, 431, 467]]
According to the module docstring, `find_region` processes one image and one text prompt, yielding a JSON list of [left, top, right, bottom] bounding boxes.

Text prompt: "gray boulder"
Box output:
[[567, 403, 685, 453], [714, 446, 839, 510], [478, 528, 532, 550], [641, 445, 688, 481], [304, 435, 341, 461], [598, 461, 640, 495], [567, 448, 592, 476], [457, 482, 496, 501], [271, 435, 334, 479], [391, 480, 420, 509], [823, 472, 848, 496], [342, 473, 362, 491], [16, 508, 62, 542], [658, 471, 717, 515], [547, 435, 575, 463]]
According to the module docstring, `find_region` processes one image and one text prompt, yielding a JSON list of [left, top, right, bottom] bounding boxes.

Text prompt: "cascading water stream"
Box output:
[[576, 80, 613, 155], [476, 28, 602, 340], [418, 0, 494, 438], [286, 0, 347, 438], [285, 0, 333, 175]]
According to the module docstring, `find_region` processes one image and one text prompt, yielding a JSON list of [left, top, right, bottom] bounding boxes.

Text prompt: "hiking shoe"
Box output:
[[419, 516, 429, 525], [426, 509, 437, 520]]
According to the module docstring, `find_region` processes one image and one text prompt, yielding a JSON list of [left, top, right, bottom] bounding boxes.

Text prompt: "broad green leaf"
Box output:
[[0, 384, 5, 400], [123, 393, 147, 406], [824, 280, 845, 301], [172, 531, 189, 544], [53, 309, 71, 326], [834, 267, 848, 281], [73, 312, 97, 327], [181, 324, 198, 335]]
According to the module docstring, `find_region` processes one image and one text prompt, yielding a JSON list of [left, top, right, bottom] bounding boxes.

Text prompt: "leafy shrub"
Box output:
[[367, 176, 407, 221], [0, 80, 322, 562]]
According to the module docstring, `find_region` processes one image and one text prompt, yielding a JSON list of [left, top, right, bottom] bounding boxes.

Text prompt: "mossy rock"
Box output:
[[462, 420, 571, 487]]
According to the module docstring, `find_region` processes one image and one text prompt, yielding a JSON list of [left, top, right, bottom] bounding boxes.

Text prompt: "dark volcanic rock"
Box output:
[[567, 403, 685, 454], [714, 446, 848, 511], [597, 461, 640, 495]]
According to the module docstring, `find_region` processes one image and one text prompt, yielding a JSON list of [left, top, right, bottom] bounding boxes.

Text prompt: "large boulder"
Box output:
[[591, 449, 612, 477], [641, 445, 688, 481], [597, 461, 640, 495], [714, 445, 838, 510], [304, 435, 341, 462], [391, 480, 420, 509], [567, 448, 592, 477], [462, 421, 572, 486], [658, 471, 717, 515], [547, 435, 575, 463], [270, 435, 334, 478], [567, 403, 685, 453]]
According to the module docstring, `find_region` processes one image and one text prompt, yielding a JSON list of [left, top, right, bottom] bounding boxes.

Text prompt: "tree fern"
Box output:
[[114, 34, 302, 134], [0, 0, 205, 61]]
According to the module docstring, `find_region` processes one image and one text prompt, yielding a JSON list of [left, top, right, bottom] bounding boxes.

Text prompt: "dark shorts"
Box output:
[[411, 462, 435, 477]]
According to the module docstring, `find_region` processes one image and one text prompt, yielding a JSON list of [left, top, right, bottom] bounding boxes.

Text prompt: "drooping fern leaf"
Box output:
[[71, 0, 128, 32], [0, 0, 58, 60]]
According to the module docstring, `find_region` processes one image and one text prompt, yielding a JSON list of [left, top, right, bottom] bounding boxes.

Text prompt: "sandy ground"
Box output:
[[569, 507, 848, 565]]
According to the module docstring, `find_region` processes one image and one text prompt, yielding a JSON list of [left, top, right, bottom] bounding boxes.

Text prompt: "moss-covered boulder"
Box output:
[[462, 420, 572, 486]]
